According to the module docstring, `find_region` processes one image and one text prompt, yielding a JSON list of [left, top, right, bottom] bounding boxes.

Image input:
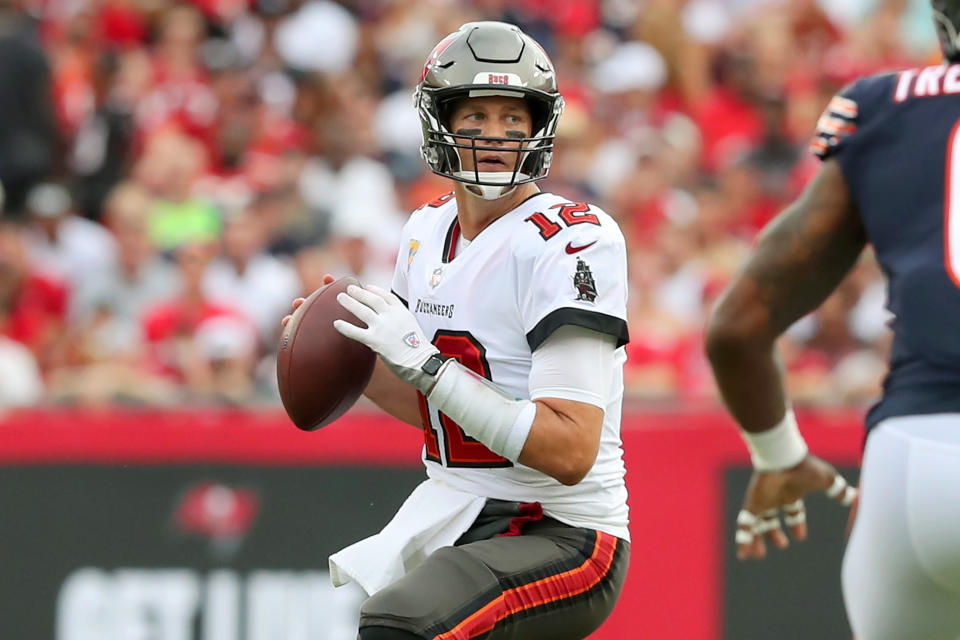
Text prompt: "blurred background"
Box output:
[[0, 0, 940, 410], [0, 1, 941, 638]]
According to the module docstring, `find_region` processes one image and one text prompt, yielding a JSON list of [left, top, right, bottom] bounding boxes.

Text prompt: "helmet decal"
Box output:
[[420, 32, 459, 83]]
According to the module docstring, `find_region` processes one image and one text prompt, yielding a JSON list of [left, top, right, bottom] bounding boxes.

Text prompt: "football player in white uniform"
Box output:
[[285, 21, 631, 640]]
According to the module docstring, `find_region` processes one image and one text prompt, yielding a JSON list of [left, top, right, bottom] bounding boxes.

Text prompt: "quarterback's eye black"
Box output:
[[504, 130, 525, 139], [455, 128, 482, 136]]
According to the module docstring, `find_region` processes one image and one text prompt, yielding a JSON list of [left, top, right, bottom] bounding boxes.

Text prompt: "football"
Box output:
[[277, 277, 377, 431]]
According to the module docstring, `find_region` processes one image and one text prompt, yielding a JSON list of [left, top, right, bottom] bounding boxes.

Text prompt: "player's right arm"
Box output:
[[362, 359, 422, 427], [706, 76, 877, 558], [707, 160, 866, 431], [331, 202, 630, 486], [706, 158, 864, 558]]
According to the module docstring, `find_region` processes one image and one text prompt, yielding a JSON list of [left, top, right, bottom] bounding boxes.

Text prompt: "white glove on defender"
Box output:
[[333, 284, 440, 392]]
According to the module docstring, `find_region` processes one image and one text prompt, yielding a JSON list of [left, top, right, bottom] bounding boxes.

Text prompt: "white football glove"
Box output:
[[333, 284, 440, 392]]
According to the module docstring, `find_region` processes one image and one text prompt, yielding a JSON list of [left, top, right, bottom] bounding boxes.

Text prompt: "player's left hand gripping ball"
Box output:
[[334, 284, 440, 392]]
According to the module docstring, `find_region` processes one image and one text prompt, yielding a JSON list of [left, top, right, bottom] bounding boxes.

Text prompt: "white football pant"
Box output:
[[843, 413, 960, 640]]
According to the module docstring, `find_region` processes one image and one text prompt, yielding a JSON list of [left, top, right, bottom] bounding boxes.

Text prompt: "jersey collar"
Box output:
[[440, 191, 552, 264]]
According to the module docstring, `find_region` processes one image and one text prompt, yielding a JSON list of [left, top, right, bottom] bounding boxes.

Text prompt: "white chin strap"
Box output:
[[452, 171, 532, 200]]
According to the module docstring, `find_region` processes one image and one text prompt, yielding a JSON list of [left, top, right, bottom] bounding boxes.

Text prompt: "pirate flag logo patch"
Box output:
[[573, 258, 598, 302]]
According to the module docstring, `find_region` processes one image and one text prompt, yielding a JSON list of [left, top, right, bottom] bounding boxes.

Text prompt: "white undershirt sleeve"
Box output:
[[529, 325, 617, 409]]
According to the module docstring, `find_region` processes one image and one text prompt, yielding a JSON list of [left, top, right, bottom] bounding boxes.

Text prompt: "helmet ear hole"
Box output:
[[525, 97, 550, 135], [440, 140, 461, 174], [438, 94, 465, 132]]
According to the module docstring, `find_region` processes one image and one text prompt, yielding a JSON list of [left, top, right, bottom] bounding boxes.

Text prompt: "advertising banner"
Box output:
[[0, 406, 864, 639]]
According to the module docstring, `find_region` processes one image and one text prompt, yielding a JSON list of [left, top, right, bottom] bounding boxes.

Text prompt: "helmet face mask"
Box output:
[[933, 0, 960, 63], [414, 22, 564, 200]]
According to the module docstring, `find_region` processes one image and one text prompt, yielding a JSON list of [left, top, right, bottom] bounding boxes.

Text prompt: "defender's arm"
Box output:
[[706, 159, 868, 432], [706, 159, 865, 559]]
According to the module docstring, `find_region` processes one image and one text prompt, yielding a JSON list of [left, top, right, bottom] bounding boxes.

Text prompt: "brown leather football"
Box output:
[[277, 277, 376, 430]]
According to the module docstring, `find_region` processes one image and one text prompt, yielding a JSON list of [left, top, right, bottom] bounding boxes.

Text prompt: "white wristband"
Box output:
[[742, 409, 809, 471], [427, 360, 536, 462]]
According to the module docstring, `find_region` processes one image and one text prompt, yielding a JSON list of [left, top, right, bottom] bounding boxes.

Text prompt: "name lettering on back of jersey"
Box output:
[[894, 64, 960, 102], [415, 298, 455, 319], [573, 258, 598, 303]]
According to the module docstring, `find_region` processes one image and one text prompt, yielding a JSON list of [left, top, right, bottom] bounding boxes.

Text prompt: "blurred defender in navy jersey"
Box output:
[[707, 1, 960, 638]]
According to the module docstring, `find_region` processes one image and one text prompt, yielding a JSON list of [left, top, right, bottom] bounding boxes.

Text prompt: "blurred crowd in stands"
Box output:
[[0, 0, 939, 408]]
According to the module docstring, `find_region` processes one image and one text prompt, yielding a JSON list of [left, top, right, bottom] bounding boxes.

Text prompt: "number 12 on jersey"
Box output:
[[417, 330, 512, 468], [525, 202, 601, 240]]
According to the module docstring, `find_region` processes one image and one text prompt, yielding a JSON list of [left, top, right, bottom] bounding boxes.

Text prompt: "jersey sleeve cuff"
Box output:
[[525, 307, 629, 351], [391, 289, 409, 308], [530, 386, 606, 409]]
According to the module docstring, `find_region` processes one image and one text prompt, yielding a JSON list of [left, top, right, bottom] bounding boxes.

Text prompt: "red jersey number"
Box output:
[[416, 331, 512, 468], [524, 202, 601, 241]]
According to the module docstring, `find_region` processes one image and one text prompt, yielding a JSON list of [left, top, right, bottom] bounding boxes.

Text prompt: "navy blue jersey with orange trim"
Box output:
[[813, 64, 960, 430]]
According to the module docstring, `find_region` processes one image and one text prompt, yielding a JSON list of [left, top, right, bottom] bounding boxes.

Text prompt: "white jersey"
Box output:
[[391, 191, 631, 540]]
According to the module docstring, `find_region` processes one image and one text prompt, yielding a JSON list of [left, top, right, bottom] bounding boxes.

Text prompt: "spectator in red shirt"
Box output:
[[141, 240, 255, 399], [96, 0, 148, 50], [137, 5, 217, 148], [0, 220, 69, 373], [691, 51, 765, 172]]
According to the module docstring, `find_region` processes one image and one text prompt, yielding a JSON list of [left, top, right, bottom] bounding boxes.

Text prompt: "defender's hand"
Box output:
[[735, 454, 857, 560], [333, 284, 439, 392]]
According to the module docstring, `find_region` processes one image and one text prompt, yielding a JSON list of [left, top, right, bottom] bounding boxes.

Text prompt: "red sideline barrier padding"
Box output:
[[0, 405, 865, 639]]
